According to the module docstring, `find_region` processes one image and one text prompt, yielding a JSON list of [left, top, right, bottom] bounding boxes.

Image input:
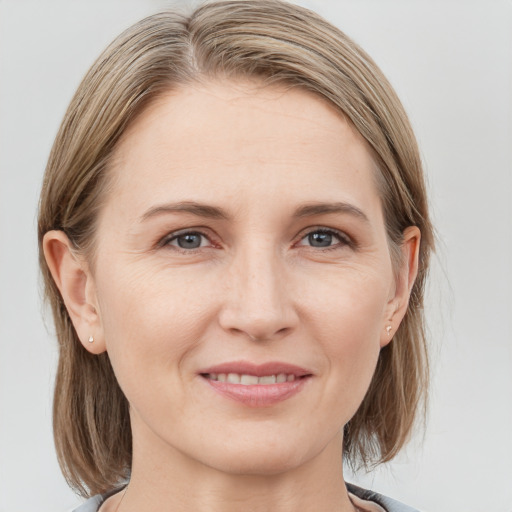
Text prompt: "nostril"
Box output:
[[246, 326, 291, 342], [218, 295, 299, 342]]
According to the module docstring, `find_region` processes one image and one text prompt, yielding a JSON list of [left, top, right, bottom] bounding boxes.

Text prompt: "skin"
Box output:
[[44, 80, 420, 512]]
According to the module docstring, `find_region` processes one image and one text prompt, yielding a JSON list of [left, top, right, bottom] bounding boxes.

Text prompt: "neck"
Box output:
[[109, 426, 355, 512]]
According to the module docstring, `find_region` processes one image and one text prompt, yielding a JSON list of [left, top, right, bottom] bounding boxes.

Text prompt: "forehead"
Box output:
[[107, 80, 381, 220]]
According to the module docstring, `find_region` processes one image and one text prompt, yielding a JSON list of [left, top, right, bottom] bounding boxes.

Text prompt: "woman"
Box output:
[[38, 1, 434, 511]]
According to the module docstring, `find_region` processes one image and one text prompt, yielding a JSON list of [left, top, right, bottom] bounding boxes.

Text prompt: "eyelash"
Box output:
[[158, 229, 215, 254], [159, 227, 354, 254], [297, 228, 353, 251]]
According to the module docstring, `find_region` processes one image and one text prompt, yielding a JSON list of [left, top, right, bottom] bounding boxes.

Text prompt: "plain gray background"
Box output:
[[1, 1, 511, 511]]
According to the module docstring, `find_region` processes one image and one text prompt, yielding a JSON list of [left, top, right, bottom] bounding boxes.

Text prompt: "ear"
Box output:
[[380, 226, 421, 347], [43, 230, 106, 354]]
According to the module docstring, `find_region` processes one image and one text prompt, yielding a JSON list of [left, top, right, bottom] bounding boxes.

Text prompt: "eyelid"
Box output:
[[158, 228, 216, 250], [156, 225, 354, 252], [295, 226, 354, 248]]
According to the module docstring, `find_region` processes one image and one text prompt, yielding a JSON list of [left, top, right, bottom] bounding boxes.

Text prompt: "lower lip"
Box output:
[[202, 376, 310, 407]]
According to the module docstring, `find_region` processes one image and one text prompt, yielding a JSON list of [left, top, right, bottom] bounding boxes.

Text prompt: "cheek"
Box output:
[[322, 299, 384, 383], [94, 262, 217, 389], [300, 267, 390, 410], [301, 262, 390, 343]]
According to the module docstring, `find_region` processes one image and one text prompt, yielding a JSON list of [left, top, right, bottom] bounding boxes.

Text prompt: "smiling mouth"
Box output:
[[199, 363, 312, 407], [202, 373, 300, 384]]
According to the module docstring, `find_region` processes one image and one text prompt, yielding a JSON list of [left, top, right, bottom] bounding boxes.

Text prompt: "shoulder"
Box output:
[[71, 488, 124, 512], [71, 494, 103, 512], [347, 482, 421, 512]]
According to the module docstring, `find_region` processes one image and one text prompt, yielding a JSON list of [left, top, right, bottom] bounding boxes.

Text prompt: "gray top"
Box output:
[[72, 483, 419, 512], [346, 483, 420, 512], [72, 488, 122, 512]]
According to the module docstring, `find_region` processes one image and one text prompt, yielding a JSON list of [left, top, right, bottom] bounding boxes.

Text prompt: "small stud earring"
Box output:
[[88, 335, 94, 343], [386, 325, 392, 336]]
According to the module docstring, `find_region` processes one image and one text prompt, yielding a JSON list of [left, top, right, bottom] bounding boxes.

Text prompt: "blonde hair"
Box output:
[[38, 0, 434, 497]]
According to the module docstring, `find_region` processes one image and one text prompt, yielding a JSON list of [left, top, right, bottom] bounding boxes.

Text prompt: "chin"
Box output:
[[209, 451, 306, 477], [196, 433, 326, 477]]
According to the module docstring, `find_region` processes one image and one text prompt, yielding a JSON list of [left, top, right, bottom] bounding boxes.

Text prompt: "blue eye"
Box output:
[[308, 231, 333, 247], [299, 229, 349, 249], [167, 231, 209, 250]]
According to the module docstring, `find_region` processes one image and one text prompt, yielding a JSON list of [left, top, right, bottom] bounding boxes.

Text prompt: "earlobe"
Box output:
[[381, 226, 421, 347], [43, 230, 106, 354]]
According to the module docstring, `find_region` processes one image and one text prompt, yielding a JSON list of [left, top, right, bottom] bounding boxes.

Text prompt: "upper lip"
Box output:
[[199, 361, 312, 377]]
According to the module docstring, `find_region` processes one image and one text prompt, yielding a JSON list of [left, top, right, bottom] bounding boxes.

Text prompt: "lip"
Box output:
[[198, 361, 312, 407], [199, 361, 311, 378]]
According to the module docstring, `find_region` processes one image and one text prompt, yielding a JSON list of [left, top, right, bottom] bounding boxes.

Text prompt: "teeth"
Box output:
[[227, 373, 241, 384], [207, 373, 297, 385], [240, 374, 259, 385]]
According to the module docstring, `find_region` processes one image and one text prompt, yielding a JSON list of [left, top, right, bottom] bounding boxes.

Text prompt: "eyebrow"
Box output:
[[140, 200, 369, 223], [293, 202, 369, 223], [140, 201, 230, 222]]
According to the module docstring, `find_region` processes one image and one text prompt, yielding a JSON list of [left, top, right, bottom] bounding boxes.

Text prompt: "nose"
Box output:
[[218, 243, 298, 342]]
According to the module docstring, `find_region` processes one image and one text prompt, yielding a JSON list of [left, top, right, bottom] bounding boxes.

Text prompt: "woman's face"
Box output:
[[85, 80, 414, 475]]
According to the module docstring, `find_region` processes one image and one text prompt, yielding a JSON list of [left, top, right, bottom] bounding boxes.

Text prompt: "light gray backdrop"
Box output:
[[1, 1, 511, 511]]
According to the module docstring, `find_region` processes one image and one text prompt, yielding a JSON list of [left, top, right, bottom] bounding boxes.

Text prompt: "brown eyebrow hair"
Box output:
[[140, 200, 369, 223], [293, 202, 369, 222], [140, 201, 230, 222]]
